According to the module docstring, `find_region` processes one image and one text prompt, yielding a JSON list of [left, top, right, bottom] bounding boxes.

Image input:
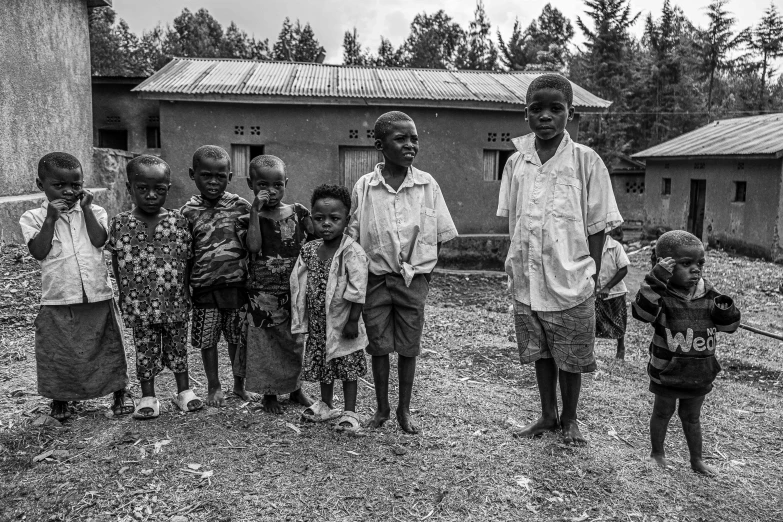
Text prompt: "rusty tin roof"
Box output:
[[133, 57, 611, 112], [633, 113, 783, 159]]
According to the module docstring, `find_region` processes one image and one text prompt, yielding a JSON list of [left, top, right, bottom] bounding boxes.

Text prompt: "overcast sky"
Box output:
[[113, 0, 777, 65]]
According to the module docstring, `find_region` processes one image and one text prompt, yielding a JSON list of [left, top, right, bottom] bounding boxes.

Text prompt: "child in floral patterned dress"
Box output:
[[236, 155, 314, 414], [108, 155, 202, 420], [290, 184, 369, 432]]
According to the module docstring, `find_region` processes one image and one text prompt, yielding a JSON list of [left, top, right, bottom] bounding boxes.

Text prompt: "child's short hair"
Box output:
[[192, 145, 230, 169], [374, 111, 414, 141], [249, 155, 285, 176], [655, 230, 703, 259], [38, 152, 81, 179], [526, 74, 573, 106], [311, 184, 351, 214], [127, 154, 171, 181]]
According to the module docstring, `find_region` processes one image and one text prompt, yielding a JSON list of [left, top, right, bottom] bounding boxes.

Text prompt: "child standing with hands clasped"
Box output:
[[348, 111, 458, 434], [291, 184, 369, 432], [632, 230, 740, 475], [20, 152, 131, 421], [108, 155, 202, 419], [595, 226, 630, 359], [497, 74, 622, 444], [236, 155, 313, 414]]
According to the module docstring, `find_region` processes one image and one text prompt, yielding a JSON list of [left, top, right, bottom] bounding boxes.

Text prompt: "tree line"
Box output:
[[90, 0, 783, 162]]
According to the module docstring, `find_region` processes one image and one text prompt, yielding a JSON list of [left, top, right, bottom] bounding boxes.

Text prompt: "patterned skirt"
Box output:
[[595, 295, 627, 339]]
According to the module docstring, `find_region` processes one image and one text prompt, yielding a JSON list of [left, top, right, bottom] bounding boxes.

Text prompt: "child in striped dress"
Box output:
[[632, 230, 740, 475]]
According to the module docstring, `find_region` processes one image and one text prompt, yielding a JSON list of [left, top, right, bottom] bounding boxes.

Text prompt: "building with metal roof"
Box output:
[[632, 114, 783, 260], [133, 57, 611, 112], [99, 57, 611, 235]]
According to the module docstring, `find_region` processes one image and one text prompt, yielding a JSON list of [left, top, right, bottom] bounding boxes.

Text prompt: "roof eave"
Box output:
[[136, 92, 609, 112], [86, 0, 112, 7], [633, 153, 782, 161]]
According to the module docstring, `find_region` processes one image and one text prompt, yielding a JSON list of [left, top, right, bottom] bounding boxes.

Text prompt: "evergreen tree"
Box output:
[[272, 17, 296, 61], [498, 5, 573, 72], [375, 37, 407, 67], [750, 2, 783, 110], [404, 11, 464, 69], [89, 7, 144, 76], [163, 8, 224, 59], [272, 18, 324, 62], [498, 18, 531, 70], [455, 1, 498, 70], [697, 0, 750, 116], [220, 22, 270, 60], [343, 28, 371, 65]]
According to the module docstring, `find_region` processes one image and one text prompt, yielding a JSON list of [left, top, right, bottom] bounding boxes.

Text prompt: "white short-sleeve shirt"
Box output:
[[598, 236, 630, 299]]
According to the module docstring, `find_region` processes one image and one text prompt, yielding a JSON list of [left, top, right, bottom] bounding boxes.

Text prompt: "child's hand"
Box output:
[[46, 199, 70, 220], [598, 288, 609, 299], [342, 319, 359, 339], [78, 189, 94, 209], [252, 191, 270, 211], [656, 257, 676, 273]]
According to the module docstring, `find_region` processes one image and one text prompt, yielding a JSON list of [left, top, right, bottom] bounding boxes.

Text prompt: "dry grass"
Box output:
[[0, 243, 781, 521]]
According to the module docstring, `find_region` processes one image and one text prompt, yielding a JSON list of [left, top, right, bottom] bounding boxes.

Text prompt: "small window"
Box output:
[[733, 181, 746, 202], [737, 162, 745, 170], [98, 129, 128, 150], [483, 149, 514, 181], [664, 163, 670, 169], [662, 178, 671, 196], [694, 162, 705, 170], [231, 144, 265, 177], [146, 127, 161, 149]]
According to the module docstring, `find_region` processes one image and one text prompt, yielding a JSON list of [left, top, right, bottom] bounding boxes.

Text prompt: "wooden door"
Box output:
[[341, 147, 383, 190], [687, 179, 707, 239]]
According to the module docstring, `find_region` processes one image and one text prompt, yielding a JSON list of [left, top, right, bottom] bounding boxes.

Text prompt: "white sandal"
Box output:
[[301, 401, 341, 422], [170, 389, 203, 413], [334, 411, 363, 433], [132, 396, 160, 420]]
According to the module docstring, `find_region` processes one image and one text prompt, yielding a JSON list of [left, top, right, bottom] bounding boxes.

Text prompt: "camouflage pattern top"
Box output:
[[180, 192, 250, 292]]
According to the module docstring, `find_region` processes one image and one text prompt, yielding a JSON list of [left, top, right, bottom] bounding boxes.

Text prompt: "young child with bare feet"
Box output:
[[632, 230, 740, 475], [20, 152, 131, 422], [236, 155, 313, 414], [181, 145, 258, 407], [347, 111, 458, 434], [108, 155, 203, 420], [291, 184, 369, 433], [595, 226, 630, 359], [497, 74, 622, 445]]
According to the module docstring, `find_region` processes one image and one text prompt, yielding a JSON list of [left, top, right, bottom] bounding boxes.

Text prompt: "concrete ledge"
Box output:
[[438, 234, 510, 271]]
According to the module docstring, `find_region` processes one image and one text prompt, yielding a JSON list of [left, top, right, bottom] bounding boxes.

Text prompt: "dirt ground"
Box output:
[[0, 243, 781, 522]]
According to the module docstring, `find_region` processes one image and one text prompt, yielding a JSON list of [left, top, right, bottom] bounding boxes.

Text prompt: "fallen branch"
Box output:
[[739, 323, 783, 342]]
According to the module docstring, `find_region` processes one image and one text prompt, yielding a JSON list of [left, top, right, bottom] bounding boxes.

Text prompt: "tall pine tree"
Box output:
[[343, 28, 371, 65], [455, 1, 498, 70], [751, 2, 783, 110], [404, 11, 464, 69]]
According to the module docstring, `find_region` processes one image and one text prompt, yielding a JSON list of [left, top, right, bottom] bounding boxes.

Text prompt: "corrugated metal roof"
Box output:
[[133, 57, 611, 110], [633, 114, 783, 158]]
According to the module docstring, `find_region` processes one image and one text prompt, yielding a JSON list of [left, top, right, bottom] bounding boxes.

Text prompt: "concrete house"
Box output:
[[0, 0, 126, 243], [132, 58, 610, 234], [92, 76, 161, 154], [609, 155, 646, 225], [633, 113, 783, 260]]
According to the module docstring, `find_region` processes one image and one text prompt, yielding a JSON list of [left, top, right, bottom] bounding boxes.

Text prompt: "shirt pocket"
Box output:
[[553, 177, 583, 222], [419, 207, 438, 246], [46, 239, 63, 260]]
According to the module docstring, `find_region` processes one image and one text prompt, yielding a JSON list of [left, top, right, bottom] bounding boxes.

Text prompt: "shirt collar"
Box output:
[[511, 131, 572, 165], [368, 164, 430, 189]]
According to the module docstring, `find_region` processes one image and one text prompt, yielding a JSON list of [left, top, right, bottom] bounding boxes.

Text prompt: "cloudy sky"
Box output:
[[113, 0, 776, 64]]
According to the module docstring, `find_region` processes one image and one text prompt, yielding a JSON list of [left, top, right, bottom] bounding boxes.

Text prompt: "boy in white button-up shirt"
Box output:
[[348, 111, 458, 434], [497, 75, 622, 444], [19, 152, 130, 422]]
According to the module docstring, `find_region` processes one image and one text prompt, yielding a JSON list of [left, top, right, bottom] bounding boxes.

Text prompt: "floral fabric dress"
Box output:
[[301, 241, 368, 383], [235, 204, 312, 395]]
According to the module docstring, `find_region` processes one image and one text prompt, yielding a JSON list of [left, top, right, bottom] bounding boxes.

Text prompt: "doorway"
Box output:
[[687, 179, 706, 239]]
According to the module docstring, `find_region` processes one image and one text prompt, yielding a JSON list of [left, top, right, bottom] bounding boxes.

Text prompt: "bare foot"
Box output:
[[396, 407, 419, 434], [261, 395, 283, 414], [367, 409, 390, 429], [233, 387, 262, 402], [561, 419, 587, 445], [205, 388, 226, 407], [512, 416, 559, 438], [691, 459, 717, 476], [615, 350, 626, 360], [648, 453, 669, 468], [50, 400, 71, 422], [289, 388, 313, 407]]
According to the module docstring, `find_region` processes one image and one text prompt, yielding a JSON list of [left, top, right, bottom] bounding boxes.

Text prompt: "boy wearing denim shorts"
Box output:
[[497, 75, 622, 444], [348, 111, 457, 434], [181, 145, 256, 406]]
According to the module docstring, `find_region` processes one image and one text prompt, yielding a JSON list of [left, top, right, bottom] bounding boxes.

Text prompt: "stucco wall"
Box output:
[[644, 158, 782, 258], [157, 101, 581, 234], [93, 82, 160, 153], [0, 0, 95, 197], [611, 173, 645, 222]]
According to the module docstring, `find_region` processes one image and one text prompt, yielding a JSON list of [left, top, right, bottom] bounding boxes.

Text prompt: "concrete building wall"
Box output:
[[157, 101, 580, 234], [644, 158, 782, 259], [92, 82, 160, 154], [610, 173, 645, 222], [0, 0, 96, 197]]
